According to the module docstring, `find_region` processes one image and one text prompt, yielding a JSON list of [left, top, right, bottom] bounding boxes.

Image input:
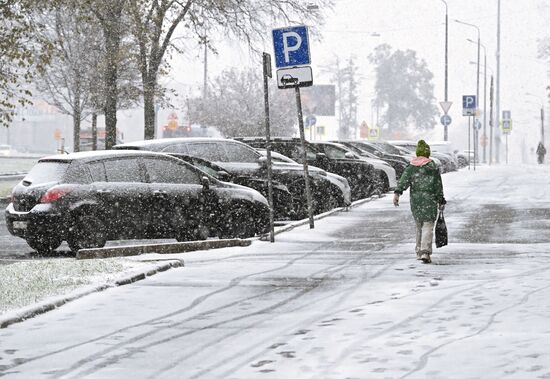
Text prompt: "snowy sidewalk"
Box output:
[[2, 164, 550, 378]]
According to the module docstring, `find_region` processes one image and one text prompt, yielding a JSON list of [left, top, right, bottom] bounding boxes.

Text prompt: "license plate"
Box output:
[[13, 221, 27, 230]]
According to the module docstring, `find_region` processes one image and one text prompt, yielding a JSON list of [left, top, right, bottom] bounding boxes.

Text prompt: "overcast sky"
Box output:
[[165, 0, 549, 157]]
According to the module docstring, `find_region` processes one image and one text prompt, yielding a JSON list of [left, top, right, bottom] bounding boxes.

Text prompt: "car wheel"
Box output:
[[67, 214, 107, 252], [26, 236, 62, 255]]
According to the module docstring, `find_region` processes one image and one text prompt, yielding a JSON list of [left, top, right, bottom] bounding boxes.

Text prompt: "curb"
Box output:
[[263, 194, 384, 239], [0, 259, 184, 329], [76, 239, 252, 259]]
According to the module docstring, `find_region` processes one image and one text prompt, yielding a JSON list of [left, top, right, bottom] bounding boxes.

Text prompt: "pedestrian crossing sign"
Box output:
[[367, 127, 380, 141]]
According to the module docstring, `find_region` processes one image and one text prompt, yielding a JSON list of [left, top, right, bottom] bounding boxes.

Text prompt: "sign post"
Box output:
[[501, 110, 512, 165], [463, 95, 477, 170], [272, 25, 314, 229], [262, 52, 275, 242]]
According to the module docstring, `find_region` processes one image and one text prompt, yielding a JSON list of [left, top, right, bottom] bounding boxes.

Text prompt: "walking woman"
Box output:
[[393, 140, 446, 263]]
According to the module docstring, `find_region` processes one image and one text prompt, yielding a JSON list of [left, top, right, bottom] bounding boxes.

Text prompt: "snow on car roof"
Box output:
[[38, 149, 167, 162], [115, 137, 237, 148]]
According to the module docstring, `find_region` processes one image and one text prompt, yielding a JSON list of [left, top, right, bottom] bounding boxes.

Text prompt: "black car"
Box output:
[[167, 153, 294, 219], [114, 138, 340, 219], [336, 140, 407, 178], [234, 137, 376, 201], [5, 150, 270, 254]]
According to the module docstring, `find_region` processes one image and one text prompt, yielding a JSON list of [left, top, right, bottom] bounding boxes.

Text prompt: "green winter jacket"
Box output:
[[395, 158, 446, 222]]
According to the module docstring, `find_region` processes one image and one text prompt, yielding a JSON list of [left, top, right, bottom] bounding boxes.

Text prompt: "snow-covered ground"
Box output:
[[2, 164, 550, 379]]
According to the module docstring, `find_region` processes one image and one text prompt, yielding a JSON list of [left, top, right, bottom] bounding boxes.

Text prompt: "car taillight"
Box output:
[[40, 185, 74, 203]]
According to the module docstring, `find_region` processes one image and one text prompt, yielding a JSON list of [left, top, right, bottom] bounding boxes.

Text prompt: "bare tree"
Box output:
[[127, 0, 333, 140], [188, 67, 296, 137], [0, 0, 51, 127]]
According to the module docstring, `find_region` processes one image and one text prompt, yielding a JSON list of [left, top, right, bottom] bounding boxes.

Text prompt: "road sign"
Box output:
[[367, 127, 380, 141], [276, 66, 313, 89], [439, 101, 453, 114], [502, 110, 511, 121], [480, 134, 488, 147], [474, 119, 482, 130], [359, 121, 369, 139], [54, 129, 62, 141], [272, 26, 311, 68], [501, 119, 512, 134], [440, 114, 452, 126], [462, 95, 477, 116], [305, 115, 317, 128]]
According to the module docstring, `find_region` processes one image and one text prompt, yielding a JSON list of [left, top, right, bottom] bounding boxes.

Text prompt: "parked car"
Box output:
[[313, 141, 397, 192], [234, 137, 376, 201], [428, 141, 461, 169], [167, 153, 294, 219], [335, 140, 407, 179], [257, 149, 352, 207], [388, 140, 452, 172], [5, 150, 270, 254], [114, 138, 339, 219]]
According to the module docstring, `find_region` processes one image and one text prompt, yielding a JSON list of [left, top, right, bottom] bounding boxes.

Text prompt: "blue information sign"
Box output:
[[272, 26, 311, 68], [462, 95, 477, 116], [440, 114, 452, 126]]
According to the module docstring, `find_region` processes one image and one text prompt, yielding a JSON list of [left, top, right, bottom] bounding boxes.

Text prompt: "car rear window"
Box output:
[[224, 143, 259, 163], [187, 143, 225, 161], [23, 161, 69, 185]]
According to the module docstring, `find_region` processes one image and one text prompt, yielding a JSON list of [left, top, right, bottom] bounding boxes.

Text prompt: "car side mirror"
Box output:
[[217, 170, 230, 181], [201, 176, 210, 190], [344, 152, 355, 159], [258, 156, 268, 167]]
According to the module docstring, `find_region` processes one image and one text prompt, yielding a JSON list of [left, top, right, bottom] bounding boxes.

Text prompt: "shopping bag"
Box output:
[[435, 211, 448, 248]]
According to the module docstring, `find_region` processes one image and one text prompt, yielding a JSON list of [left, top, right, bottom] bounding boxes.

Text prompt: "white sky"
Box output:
[[165, 0, 550, 158]]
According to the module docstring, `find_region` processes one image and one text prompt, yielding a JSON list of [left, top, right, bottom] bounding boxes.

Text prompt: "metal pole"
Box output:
[[489, 76, 494, 165], [506, 134, 508, 164], [541, 107, 545, 145], [482, 50, 487, 163], [203, 37, 208, 99], [475, 34, 480, 170], [262, 53, 275, 242], [441, 0, 449, 141], [295, 86, 315, 229], [468, 116, 471, 170], [496, 0, 501, 163]]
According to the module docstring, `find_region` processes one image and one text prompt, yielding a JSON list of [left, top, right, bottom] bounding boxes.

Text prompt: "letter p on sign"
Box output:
[[272, 26, 311, 68]]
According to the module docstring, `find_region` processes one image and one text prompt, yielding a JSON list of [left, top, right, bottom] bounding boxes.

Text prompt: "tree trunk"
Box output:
[[143, 77, 156, 140], [73, 79, 81, 153], [92, 112, 98, 150], [101, 3, 125, 150]]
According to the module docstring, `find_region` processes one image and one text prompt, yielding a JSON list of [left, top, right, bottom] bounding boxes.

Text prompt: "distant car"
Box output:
[[335, 140, 407, 179], [114, 138, 339, 219], [257, 149, 352, 207], [5, 150, 270, 254], [0, 144, 14, 156], [311, 141, 397, 193], [234, 137, 376, 201], [384, 141, 446, 173]]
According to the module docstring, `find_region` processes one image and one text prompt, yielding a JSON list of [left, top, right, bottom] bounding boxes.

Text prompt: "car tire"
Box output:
[[26, 236, 62, 255], [67, 214, 107, 252]]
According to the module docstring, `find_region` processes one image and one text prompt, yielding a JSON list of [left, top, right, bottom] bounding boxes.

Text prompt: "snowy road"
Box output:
[[2, 164, 550, 378]]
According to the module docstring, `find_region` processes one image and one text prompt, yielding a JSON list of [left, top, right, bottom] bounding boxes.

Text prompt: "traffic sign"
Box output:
[[272, 26, 311, 68], [462, 95, 477, 116], [359, 121, 369, 139], [54, 129, 62, 141], [276, 66, 313, 88], [440, 114, 452, 126], [305, 115, 317, 127], [501, 119, 512, 134], [367, 127, 380, 141], [439, 101, 453, 114], [502, 110, 511, 121], [474, 119, 482, 130], [480, 134, 488, 147]]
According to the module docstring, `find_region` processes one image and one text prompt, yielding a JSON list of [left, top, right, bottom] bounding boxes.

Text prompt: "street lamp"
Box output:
[[525, 92, 545, 145], [468, 38, 487, 163], [440, 0, 449, 141], [455, 19, 481, 168]]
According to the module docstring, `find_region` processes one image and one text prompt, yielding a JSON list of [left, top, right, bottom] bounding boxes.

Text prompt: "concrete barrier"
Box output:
[[77, 238, 252, 259]]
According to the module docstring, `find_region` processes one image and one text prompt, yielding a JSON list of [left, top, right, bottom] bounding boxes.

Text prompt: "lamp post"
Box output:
[[468, 39, 487, 163], [440, 0, 449, 141], [525, 92, 545, 145], [455, 19, 480, 167]]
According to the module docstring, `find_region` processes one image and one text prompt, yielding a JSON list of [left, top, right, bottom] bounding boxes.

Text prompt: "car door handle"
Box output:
[[153, 190, 168, 196], [96, 189, 111, 194]]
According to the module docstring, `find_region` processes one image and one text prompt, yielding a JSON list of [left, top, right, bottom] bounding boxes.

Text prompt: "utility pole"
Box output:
[[441, 0, 449, 141], [489, 76, 494, 165], [496, 0, 501, 163]]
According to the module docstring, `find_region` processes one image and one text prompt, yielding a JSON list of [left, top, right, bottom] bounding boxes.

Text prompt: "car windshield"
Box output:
[[24, 161, 69, 185]]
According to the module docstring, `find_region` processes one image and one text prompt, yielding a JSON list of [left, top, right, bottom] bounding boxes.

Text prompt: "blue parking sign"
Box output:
[[462, 95, 477, 116], [272, 26, 311, 68]]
